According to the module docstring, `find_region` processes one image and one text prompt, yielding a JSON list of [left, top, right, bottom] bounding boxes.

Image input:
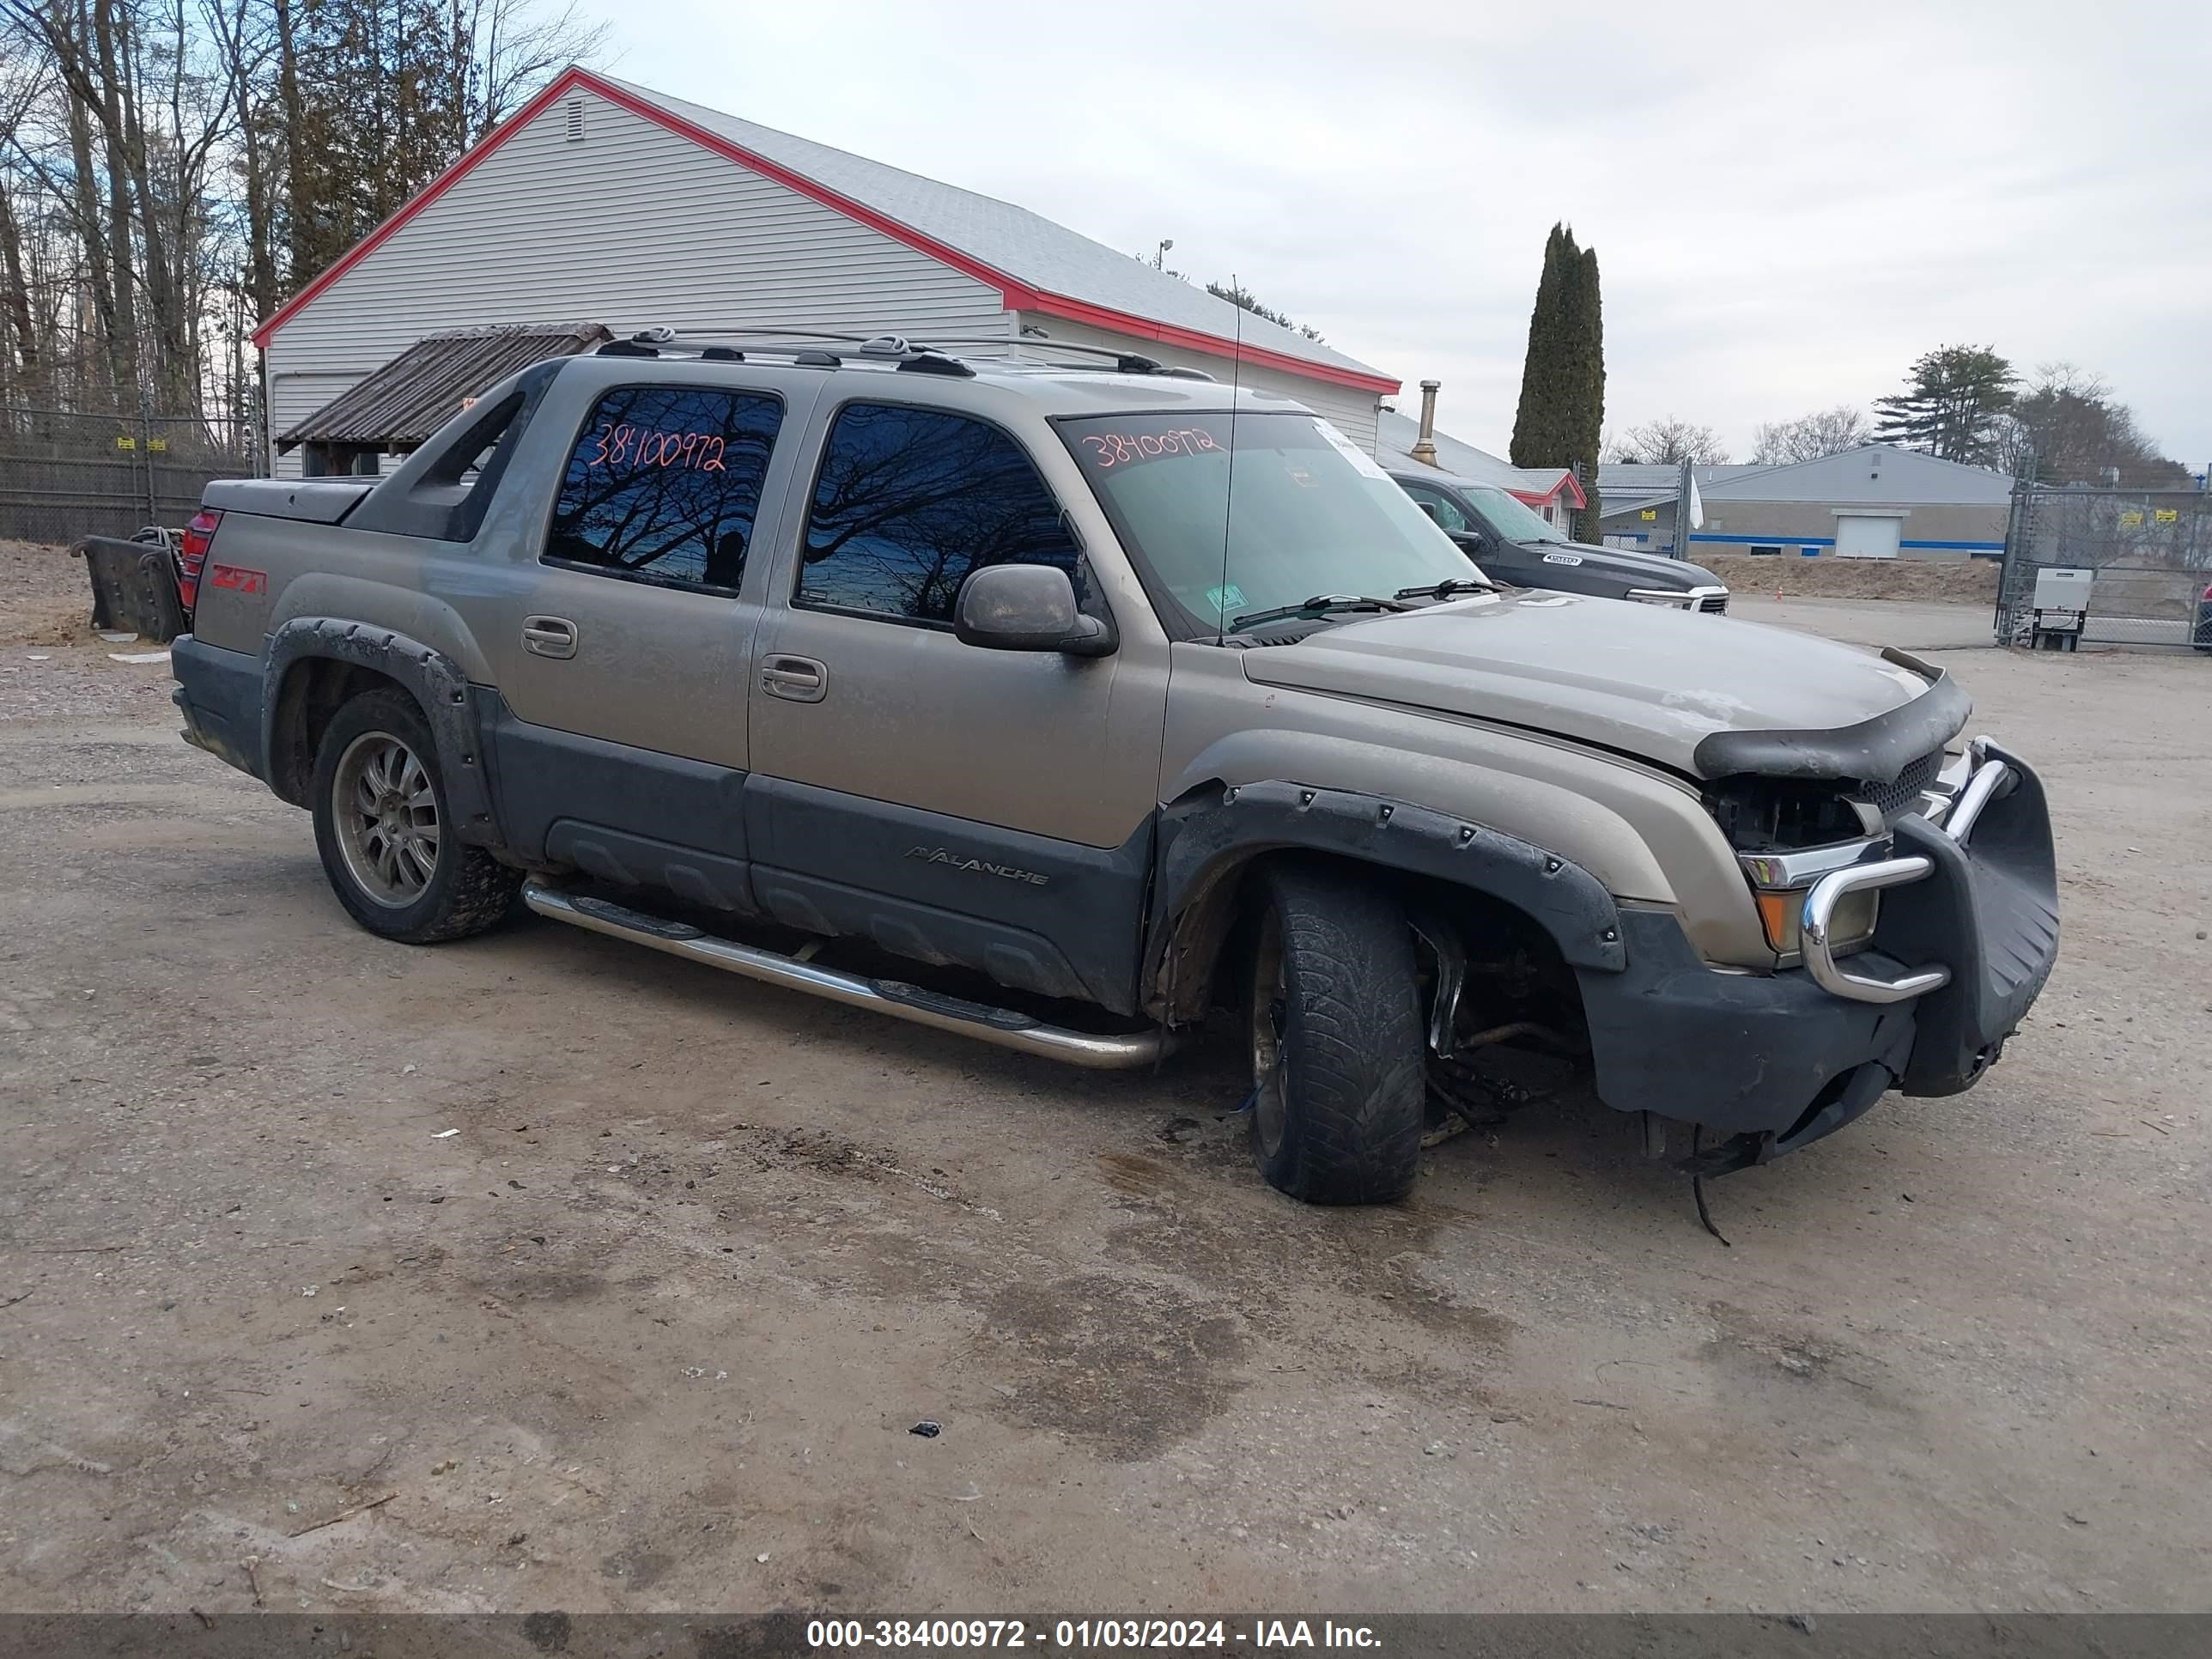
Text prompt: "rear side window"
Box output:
[[798, 402, 1078, 625], [546, 386, 783, 592]]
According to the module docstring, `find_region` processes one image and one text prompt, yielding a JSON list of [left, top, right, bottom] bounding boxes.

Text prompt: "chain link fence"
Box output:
[[0, 405, 260, 544], [1997, 482, 2212, 648]]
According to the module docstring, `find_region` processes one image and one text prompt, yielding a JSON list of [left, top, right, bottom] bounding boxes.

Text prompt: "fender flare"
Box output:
[[262, 617, 502, 851], [1142, 779, 1628, 1021]]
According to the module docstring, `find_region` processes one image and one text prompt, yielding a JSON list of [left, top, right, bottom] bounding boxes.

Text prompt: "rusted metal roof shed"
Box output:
[[277, 321, 611, 475]]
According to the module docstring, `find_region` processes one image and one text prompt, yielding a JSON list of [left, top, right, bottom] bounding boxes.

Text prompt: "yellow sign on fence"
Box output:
[[2118, 510, 2143, 527], [148, 437, 167, 453], [113, 435, 136, 451], [2154, 508, 2179, 524], [1640, 508, 1657, 521]]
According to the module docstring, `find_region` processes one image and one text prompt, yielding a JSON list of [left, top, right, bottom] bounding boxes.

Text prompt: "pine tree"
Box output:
[[1568, 241, 1604, 540], [1873, 346, 2017, 465], [1510, 225, 1572, 468], [1510, 224, 1606, 540]]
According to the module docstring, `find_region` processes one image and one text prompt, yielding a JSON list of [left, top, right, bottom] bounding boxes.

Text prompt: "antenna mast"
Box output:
[[1214, 281, 1244, 647]]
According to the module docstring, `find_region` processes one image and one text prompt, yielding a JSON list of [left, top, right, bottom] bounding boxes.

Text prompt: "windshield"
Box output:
[[1057, 411, 1475, 635], [1464, 482, 1569, 544]]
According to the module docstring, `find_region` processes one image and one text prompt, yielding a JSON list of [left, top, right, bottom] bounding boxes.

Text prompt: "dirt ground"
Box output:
[[3, 542, 2209, 1616], [1700, 553, 2000, 605]]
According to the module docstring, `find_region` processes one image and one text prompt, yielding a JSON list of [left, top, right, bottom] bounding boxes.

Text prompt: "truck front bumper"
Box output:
[[1575, 743, 2058, 1167]]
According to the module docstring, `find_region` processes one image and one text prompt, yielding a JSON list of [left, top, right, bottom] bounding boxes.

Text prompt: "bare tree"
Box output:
[[1995, 362, 2186, 486], [1751, 404, 1872, 465], [0, 0, 603, 424], [1603, 416, 1728, 466]]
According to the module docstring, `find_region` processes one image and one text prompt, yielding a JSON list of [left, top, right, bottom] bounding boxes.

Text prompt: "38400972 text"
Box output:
[[586, 423, 728, 471], [1077, 428, 1222, 469]]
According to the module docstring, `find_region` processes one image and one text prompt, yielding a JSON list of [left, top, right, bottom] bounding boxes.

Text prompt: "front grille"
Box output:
[[1852, 749, 1942, 822], [1698, 593, 1729, 614]]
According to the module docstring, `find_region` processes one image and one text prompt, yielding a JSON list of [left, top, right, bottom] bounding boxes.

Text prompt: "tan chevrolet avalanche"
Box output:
[[168, 332, 2058, 1206]]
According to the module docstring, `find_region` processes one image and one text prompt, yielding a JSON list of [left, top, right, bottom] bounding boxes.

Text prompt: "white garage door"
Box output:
[[1834, 514, 1902, 558]]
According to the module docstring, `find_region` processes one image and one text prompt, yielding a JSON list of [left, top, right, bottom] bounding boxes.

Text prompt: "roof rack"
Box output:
[[594, 326, 1215, 381], [596, 328, 975, 377], [921, 335, 1217, 381]]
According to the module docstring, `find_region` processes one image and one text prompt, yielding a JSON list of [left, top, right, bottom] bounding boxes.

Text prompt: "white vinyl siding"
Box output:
[[264, 88, 1009, 475], [1010, 314, 1382, 455]]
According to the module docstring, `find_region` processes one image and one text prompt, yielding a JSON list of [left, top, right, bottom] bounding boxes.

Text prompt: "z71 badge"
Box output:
[[1540, 551, 1584, 567], [905, 846, 1050, 885]]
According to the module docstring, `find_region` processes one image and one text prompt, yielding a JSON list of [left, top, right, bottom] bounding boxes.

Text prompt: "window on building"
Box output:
[[799, 402, 1079, 625], [1749, 544, 1784, 556], [545, 385, 784, 592]]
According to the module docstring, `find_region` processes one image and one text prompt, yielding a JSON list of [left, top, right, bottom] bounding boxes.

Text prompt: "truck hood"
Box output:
[[1510, 538, 1723, 590], [1238, 591, 1966, 781]]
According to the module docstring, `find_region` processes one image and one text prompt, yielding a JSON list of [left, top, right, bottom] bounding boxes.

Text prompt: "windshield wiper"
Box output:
[[1226, 593, 1413, 633], [1394, 577, 1498, 600]]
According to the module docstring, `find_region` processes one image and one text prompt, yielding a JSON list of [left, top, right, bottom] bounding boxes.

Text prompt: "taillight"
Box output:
[[178, 508, 221, 611]]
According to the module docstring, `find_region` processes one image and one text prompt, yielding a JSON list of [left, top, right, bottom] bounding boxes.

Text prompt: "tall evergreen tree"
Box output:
[[1510, 225, 1572, 468], [1510, 224, 1605, 540], [1872, 345, 2016, 465], [1567, 240, 1604, 539]]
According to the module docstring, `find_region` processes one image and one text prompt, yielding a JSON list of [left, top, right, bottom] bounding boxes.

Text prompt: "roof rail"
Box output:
[[595, 326, 1212, 381], [595, 328, 975, 377], [921, 335, 1218, 381]]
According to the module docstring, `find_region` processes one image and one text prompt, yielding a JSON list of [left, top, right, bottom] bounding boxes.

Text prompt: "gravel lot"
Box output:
[[3, 542, 2209, 1615]]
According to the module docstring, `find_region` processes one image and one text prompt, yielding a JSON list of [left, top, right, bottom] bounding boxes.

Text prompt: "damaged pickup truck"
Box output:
[[169, 332, 2058, 1204]]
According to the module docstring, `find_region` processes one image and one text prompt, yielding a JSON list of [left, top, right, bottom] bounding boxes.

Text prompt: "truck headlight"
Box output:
[[1623, 588, 1694, 609], [1740, 843, 1885, 960]]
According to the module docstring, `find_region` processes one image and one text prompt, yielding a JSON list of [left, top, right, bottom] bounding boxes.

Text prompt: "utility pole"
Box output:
[[1674, 458, 1691, 560]]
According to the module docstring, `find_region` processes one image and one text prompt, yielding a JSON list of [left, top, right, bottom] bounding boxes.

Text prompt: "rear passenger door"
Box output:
[[486, 372, 815, 908], [742, 395, 1167, 1011], [494, 380, 788, 763]]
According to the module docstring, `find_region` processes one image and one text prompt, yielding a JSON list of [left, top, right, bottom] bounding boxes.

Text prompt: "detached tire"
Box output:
[[311, 687, 520, 944], [1246, 860, 1425, 1205]]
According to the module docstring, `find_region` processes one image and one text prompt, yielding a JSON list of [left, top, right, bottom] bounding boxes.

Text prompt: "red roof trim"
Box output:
[[574, 71, 1045, 307], [254, 68, 1400, 398], [252, 69, 589, 348], [1019, 293, 1398, 394], [1504, 471, 1589, 510]]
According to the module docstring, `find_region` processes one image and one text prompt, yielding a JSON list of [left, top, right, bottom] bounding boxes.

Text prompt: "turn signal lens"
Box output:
[[1756, 885, 1879, 957]]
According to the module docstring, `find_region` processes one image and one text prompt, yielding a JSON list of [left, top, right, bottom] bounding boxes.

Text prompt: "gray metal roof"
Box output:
[[1375, 410, 1580, 501], [602, 74, 1389, 387], [277, 322, 612, 450], [1597, 446, 2013, 516]]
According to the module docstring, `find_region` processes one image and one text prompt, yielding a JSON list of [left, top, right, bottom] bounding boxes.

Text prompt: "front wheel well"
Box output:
[[268, 659, 417, 806], [1158, 848, 1586, 1041]]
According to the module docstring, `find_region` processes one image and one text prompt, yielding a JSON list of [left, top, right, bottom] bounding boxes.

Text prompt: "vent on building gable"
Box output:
[[565, 98, 586, 143]]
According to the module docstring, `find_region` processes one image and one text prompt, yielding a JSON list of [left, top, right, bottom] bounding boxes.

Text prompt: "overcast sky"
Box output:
[[578, 0, 2211, 468]]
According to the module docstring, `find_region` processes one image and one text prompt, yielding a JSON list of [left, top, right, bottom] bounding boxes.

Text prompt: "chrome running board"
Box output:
[[522, 883, 1173, 1071]]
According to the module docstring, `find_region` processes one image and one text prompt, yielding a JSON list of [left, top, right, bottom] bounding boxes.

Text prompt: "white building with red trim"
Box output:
[[253, 67, 1401, 477]]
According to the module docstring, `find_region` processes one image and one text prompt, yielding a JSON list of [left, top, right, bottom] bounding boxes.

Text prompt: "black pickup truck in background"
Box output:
[[1389, 469, 1730, 613]]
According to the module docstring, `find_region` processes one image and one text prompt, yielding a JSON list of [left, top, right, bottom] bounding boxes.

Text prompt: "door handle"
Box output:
[[522, 616, 578, 659], [760, 653, 827, 702]]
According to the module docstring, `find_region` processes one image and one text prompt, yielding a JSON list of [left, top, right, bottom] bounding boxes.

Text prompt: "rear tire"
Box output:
[[311, 688, 520, 944], [1246, 860, 1425, 1205]]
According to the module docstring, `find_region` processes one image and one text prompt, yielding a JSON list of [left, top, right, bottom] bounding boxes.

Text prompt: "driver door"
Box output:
[[743, 393, 1166, 1010]]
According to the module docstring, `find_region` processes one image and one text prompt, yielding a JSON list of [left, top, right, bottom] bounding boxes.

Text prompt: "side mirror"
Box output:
[[953, 563, 1116, 657], [1416, 501, 1443, 524], [1449, 528, 1491, 556]]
